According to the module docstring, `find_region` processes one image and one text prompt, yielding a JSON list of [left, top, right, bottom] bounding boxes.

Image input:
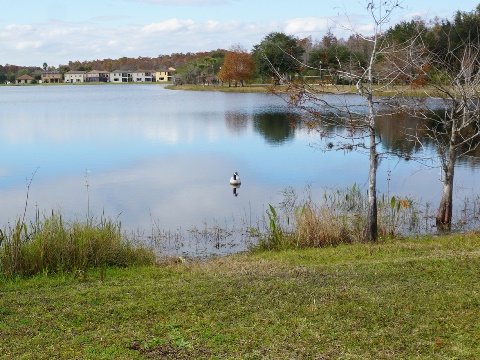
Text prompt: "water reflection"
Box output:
[[231, 185, 240, 197], [253, 112, 298, 145], [225, 112, 248, 134], [376, 112, 480, 167], [0, 85, 478, 257], [376, 113, 426, 156]]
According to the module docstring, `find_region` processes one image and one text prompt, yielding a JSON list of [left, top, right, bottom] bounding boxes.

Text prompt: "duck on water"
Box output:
[[229, 172, 241, 186]]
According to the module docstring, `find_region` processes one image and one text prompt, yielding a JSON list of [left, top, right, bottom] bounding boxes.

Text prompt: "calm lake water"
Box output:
[[0, 84, 479, 255]]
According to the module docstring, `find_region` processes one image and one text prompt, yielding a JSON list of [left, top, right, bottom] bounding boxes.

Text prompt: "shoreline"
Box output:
[[166, 83, 435, 97]]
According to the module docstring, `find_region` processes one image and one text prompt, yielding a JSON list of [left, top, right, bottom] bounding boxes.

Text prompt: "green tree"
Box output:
[[307, 45, 367, 84], [42, 62, 48, 71], [252, 32, 305, 83], [59, 66, 71, 74], [176, 53, 225, 85], [428, 5, 480, 68], [385, 18, 429, 45]]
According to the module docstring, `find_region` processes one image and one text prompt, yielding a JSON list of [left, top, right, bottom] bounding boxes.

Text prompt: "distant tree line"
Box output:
[[1, 3, 478, 87]]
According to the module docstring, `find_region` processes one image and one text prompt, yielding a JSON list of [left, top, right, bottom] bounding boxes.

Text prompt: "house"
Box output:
[[110, 70, 132, 83], [86, 70, 110, 82], [64, 70, 86, 83], [16, 74, 34, 84], [132, 70, 156, 82], [41, 71, 63, 83], [156, 68, 175, 83]]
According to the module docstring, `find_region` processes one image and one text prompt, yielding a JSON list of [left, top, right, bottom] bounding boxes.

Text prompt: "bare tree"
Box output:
[[399, 37, 480, 229], [268, 1, 406, 242]]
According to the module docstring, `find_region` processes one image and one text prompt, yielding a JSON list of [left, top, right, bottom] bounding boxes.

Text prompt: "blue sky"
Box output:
[[1, 0, 478, 67]]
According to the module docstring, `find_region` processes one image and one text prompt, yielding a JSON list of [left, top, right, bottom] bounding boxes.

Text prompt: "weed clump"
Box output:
[[0, 213, 155, 279], [295, 204, 356, 247], [255, 185, 422, 251]]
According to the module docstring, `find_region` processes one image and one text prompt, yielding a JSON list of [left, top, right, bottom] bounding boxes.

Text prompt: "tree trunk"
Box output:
[[364, 123, 378, 242], [436, 145, 456, 230]]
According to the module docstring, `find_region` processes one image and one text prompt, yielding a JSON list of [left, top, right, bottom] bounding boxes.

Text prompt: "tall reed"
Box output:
[[255, 185, 425, 250], [0, 212, 155, 279]]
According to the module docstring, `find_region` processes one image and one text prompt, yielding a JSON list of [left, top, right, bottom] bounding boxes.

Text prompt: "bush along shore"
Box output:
[[0, 187, 479, 359]]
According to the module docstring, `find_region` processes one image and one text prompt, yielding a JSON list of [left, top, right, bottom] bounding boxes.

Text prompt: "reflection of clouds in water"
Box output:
[[0, 150, 476, 242], [0, 86, 478, 246], [0, 154, 282, 233], [0, 113, 224, 145]]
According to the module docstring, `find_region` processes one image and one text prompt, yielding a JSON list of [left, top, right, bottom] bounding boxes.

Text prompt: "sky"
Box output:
[[1, 0, 478, 67]]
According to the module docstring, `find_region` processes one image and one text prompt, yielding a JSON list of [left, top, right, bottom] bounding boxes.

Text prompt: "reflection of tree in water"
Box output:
[[225, 111, 248, 134], [376, 111, 480, 167], [253, 112, 299, 145], [376, 113, 427, 157]]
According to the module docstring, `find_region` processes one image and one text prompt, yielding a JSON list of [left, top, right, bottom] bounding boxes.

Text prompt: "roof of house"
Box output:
[[66, 70, 87, 74], [87, 70, 110, 74], [134, 69, 156, 73], [16, 74, 34, 80]]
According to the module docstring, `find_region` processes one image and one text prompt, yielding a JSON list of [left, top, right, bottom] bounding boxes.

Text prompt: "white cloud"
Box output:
[[142, 19, 196, 33], [15, 41, 43, 50], [0, 12, 373, 66], [284, 18, 330, 34], [5, 24, 32, 32]]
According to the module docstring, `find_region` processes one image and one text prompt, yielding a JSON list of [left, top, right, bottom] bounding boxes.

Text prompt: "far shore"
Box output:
[[3, 81, 437, 97], [167, 83, 435, 97]]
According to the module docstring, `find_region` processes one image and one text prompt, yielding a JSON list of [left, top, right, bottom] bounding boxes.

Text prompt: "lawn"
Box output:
[[1, 233, 479, 359]]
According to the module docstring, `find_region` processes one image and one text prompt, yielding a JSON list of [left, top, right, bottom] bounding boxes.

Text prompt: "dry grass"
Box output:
[[294, 204, 357, 247], [256, 186, 421, 250]]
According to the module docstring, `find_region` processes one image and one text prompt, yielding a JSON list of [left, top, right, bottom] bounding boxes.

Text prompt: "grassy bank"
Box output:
[[167, 83, 438, 97], [1, 232, 479, 359]]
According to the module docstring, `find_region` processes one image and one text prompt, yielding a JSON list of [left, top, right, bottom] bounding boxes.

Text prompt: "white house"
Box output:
[[110, 70, 132, 83], [64, 70, 86, 83], [132, 70, 156, 82]]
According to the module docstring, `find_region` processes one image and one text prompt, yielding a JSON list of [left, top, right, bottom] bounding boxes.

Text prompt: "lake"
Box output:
[[0, 84, 478, 255]]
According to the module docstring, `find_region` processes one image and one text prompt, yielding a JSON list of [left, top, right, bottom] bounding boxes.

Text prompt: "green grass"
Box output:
[[1, 232, 479, 359]]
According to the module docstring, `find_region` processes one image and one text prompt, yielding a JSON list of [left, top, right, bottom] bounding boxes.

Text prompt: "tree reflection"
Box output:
[[376, 113, 427, 157], [376, 111, 480, 167], [225, 111, 248, 134], [253, 112, 299, 145]]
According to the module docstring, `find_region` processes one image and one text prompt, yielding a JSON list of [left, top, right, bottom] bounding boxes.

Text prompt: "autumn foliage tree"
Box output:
[[217, 47, 255, 87]]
